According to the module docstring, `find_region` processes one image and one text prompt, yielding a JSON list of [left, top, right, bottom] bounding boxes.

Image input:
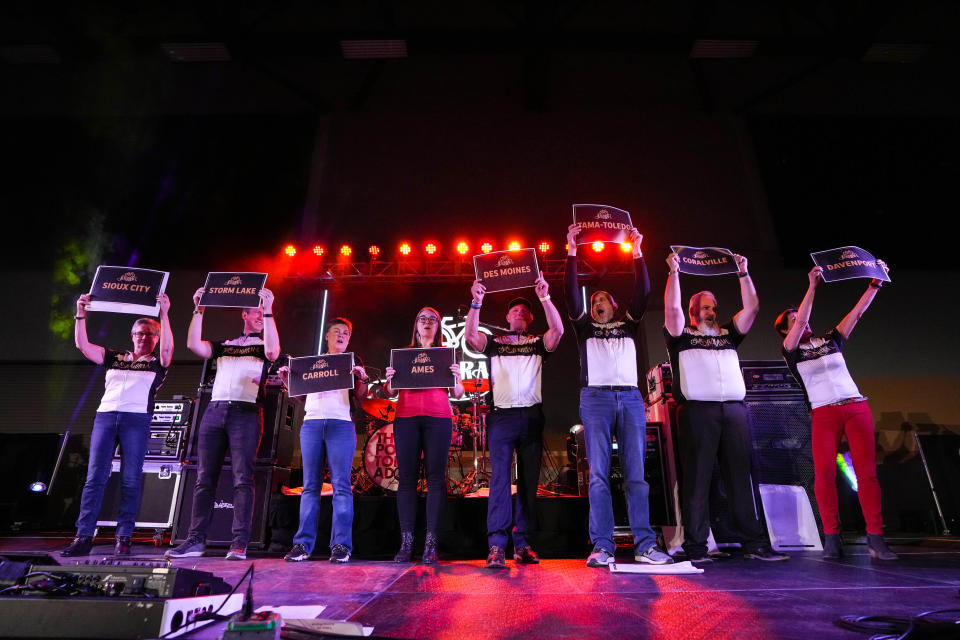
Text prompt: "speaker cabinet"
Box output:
[[96, 462, 183, 530]]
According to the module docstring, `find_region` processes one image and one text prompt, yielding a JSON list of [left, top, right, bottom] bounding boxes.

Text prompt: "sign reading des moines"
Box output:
[[810, 246, 891, 283], [87, 266, 170, 315], [287, 353, 355, 396], [390, 347, 456, 390], [473, 248, 540, 294], [670, 246, 739, 276], [199, 272, 268, 308], [573, 204, 633, 244]]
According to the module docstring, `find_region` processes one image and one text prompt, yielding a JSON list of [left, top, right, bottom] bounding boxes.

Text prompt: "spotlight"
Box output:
[[508, 241, 521, 251], [312, 245, 325, 257], [424, 242, 438, 256], [480, 242, 493, 254], [284, 244, 297, 257], [340, 245, 352, 257], [368, 245, 381, 257], [29, 481, 47, 493], [569, 424, 583, 435], [591, 241, 605, 253], [620, 242, 632, 253], [399, 242, 412, 256], [456, 241, 469, 255], [538, 241, 551, 254]]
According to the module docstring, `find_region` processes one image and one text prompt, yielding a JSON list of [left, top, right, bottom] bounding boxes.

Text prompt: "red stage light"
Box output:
[[508, 241, 521, 251], [620, 242, 632, 253], [283, 244, 297, 257], [591, 241, 605, 253], [340, 244, 352, 257], [538, 241, 551, 254], [399, 242, 412, 256], [312, 245, 325, 257], [424, 242, 438, 256], [368, 245, 381, 257], [480, 242, 493, 254], [456, 241, 469, 255]]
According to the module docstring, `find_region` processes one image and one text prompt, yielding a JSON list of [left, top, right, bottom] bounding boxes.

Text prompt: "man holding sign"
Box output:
[[167, 286, 280, 561], [564, 223, 673, 568], [664, 251, 787, 563], [465, 277, 564, 569]]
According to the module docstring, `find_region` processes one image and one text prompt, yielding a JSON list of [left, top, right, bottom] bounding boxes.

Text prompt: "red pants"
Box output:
[[811, 401, 884, 534]]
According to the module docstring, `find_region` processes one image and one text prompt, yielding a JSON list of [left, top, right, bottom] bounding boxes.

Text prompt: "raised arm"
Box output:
[[157, 293, 174, 368], [625, 228, 651, 321], [74, 294, 105, 364], [260, 288, 280, 361], [564, 223, 585, 320], [464, 279, 488, 352], [731, 254, 760, 335], [836, 260, 888, 340], [783, 267, 821, 352], [664, 253, 685, 337], [449, 363, 464, 399], [536, 276, 564, 351], [187, 287, 214, 359]]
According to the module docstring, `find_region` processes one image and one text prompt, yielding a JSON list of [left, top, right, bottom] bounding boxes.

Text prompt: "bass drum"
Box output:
[[363, 422, 398, 492]]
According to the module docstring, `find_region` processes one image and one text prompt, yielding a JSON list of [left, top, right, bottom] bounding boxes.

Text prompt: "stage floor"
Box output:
[[2, 536, 960, 639]]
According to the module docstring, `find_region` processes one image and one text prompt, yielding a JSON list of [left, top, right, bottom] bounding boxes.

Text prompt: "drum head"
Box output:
[[363, 422, 398, 492]]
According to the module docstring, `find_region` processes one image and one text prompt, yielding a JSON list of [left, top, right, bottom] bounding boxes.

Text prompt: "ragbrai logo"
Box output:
[[118, 271, 138, 282], [597, 209, 612, 219], [311, 359, 330, 370], [413, 352, 432, 364], [496, 255, 515, 267], [226, 275, 242, 285], [693, 251, 709, 259], [840, 249, 859, 260]]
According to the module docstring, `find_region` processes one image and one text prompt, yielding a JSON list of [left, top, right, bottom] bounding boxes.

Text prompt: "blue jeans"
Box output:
[[76, 411, 151, 537], [580, 387, 655, 553], [187, 401, 262, 546], [293, 419, 356, 554], [393, 415, 451, 534], [487, 406, 543, 550]]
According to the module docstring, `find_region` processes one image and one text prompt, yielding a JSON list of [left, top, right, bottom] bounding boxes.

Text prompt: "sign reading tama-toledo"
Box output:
[[473, 248, 540, 294], [389, 347, 456, 390], [288, 353, 355, 396]]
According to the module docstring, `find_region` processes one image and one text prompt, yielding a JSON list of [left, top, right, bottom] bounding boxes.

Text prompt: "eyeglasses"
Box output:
[[417, 316, 439, 325], [132, 332, 159, 338]]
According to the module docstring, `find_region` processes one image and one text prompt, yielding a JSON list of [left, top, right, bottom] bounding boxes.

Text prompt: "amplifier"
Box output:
[[115, 428, 186, 461], [741, 360, 804, 399], [20, 560, 232, 598], [151, 398, 194, 427]]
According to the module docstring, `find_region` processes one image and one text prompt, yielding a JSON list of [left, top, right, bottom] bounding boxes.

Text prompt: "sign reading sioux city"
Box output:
[[572, 204, 633, 244], [473, 248, 541, 293], [198, 272, 268, 308], [810, 246, 891, 283], [287, 353, 355, 396], [87, 266, 170, 315], [670, 246, 739, 277], [389, 347, 456, 390]]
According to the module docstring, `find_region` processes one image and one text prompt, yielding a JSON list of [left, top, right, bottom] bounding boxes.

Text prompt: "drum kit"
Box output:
[[354, 373, 492, 496]]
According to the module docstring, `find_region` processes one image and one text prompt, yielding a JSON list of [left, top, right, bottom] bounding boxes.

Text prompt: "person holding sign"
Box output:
[[464, 278, 564, 569], [564, 224, 673, 568], [166, 287, 280, 561], [384, 307, 464, 564], [664, 252, 787, 563], [279, 318, 369, 564], [776, 263, 897, 560], [63, 293, 173, 557]]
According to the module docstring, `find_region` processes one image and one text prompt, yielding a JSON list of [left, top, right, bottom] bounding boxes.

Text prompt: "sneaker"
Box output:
[[225, 546, 247, 561], [686, 551, 713, 564], [330, 544, 351, 563], [114, 536, 132, 556], [284, 543, 309, 562], [165, 536, 205, 558], [586, 547, 615, 568], [513, 546, 540, 564], [636, 546, 674, 565], [485, 546, 506, 569], [62, 536, 94, 557], [745, 545, 789, 562]]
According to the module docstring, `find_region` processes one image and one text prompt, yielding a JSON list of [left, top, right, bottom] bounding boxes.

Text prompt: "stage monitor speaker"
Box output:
[[97, 461, 182, 530], [171, 464, 290, 549]]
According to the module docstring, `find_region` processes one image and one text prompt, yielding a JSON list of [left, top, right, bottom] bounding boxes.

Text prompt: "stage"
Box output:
[[2, 535, 960, 639]]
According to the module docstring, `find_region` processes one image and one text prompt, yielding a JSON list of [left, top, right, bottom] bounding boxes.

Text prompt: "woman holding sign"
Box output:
[[776, 262, 897, 560], [63, 292, 173, 557], [384, 306, 464, 563], [279, 318, 369, 564]]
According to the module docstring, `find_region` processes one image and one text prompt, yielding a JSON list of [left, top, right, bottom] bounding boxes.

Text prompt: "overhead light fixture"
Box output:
[[340, 40, 408, 60], [162, 42, 231, 62], [690, 39, 758, 59], [861, 43, 929, 63]]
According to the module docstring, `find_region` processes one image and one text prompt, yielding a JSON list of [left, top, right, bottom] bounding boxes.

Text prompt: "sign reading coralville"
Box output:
[[572, 204, 634, 244], [810, 246, 891, 283], [288, 353, 355, 396], [389, 347, 456, 390], [198, 272, 268, 308], [670, 246, 739, 277], [87, 266, 170, 315], [472, 248, 541, 294]]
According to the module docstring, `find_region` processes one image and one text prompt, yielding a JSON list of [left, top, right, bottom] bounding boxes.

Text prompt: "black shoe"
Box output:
[[867, 534, 898, 561], [823, 534, 844, 560], [114, 536, 132, 556], [513, 546, 540, 564], [284, 543, 309, 562], [485, 546, 506, 569], [330, 544, 351, 563], [422, 532, 438, 564], [394, 531, 414, 563], [745, 545, 790, 562], [62, 536, 94, 557], [686, 552, 713, 564]]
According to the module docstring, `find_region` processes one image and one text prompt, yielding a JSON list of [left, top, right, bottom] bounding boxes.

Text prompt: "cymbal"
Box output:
[[461, 378, 490, 393], [361, 398, 396, 421]]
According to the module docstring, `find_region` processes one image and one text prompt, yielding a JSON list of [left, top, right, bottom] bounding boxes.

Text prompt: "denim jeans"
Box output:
[[187, 401, 262, 546], [293, 419, 356, 554], [76, 411, 152, 537], [393, 415, 451, 534], [486, 405, 543, 550], [580, 387, 656, 553]]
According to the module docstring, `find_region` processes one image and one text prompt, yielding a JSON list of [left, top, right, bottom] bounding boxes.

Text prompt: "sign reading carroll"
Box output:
[[199, 272, 268, 308], [810, 246, 891, 283], [287, 353, 355, 396], [473, 248, 540, 293], [670, 246, 739, 276], [573, 204, 633, 244], [389, 347, 456, 390], [87, 266, 170, 315]]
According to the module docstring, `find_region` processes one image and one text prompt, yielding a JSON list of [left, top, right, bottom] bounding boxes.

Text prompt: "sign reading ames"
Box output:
[[288, 353, 355, 396], [670, 245, 739, 276], [389, 347, 456, 390], [87, 266, 170, 316], [810, 246, 890, 283], [199, 272, 268, 308], [473, 248, 540, 294], [573, 204, 633, 244]]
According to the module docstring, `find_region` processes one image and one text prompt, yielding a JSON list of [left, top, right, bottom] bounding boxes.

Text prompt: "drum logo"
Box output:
[[365, 427, 397, 489], [840, 249, 859, 260], [119, 271, 137, 282], [597, 209, 611, 219], [496, 255, 514, 267], [226, 275, 243, 285]]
